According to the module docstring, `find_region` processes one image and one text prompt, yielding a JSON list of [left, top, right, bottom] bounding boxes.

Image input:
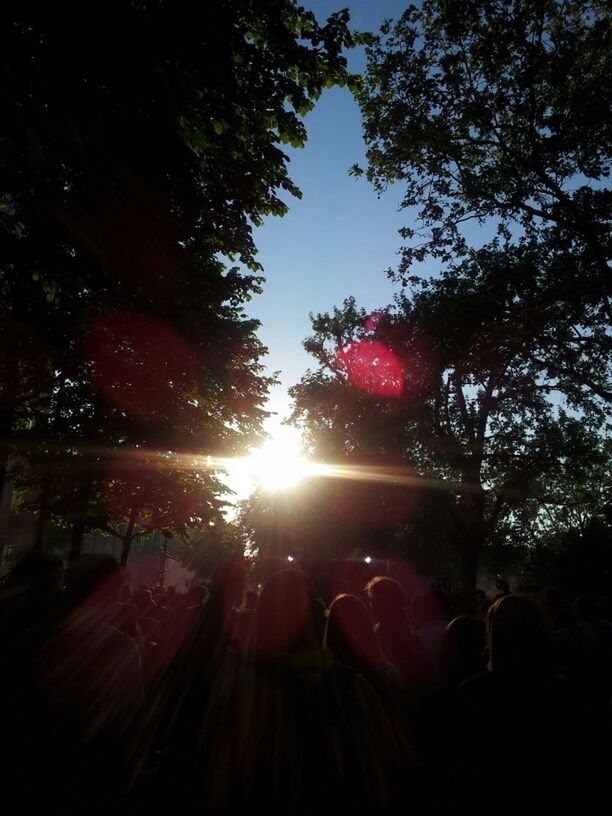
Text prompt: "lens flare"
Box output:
[[336, 340, 403, 397], [225, 426, 312, 494], [82, 311, 197, 420]]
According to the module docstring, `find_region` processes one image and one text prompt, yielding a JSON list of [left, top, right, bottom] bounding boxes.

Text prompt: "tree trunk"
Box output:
[[0, 406, 15, 501], [457, 543, 481, 614], [120, 535, 134, 568], [33, 477, 50, 551], [120, 505, 139, 568], [69, 476, 93, 562], [33, 508, 46, 551], [457, 465, 487, 614], [69, 517, 86, 561], [0, 407, 14, 576]]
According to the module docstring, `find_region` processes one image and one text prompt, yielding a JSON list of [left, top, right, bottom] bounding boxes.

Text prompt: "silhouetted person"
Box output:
[[118, 584, 133, 604], [136, 557, 247, 809], [132, 586, 159, 619], [109, 598, 142, 648], [438, 615, 487, 692], [366, 575, 426, 693], [0, 553, 67, 810], [230, 587, 258, 651], [408, 613, 489, 814], [199, 569, 405, 815], [412, 589, 452, 685], [458, 594, 587, 813], [50, 554, 144, 719], [0, 551, 64, 648], [324, 592, 401, 693], [552, 593, 612, 714], [492, 575, 510, 602], [2, 554, 144, 815], [475, 587, 491, 618]]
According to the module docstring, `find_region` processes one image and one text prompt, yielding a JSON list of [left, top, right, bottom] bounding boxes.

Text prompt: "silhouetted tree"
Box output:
[[290, 246, 610, 605], [354, 0, 610, 290], [296, 0, 612, 603], [353, 0, 611, 409], [0, 1, 356, 558]]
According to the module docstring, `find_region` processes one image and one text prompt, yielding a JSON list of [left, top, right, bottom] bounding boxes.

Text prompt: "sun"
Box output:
[[220, 421, 313, 506], [247, 425, 310, 492]]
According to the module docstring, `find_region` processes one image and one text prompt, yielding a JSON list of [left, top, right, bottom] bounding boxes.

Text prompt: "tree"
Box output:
[[518, 514, 612, 596], [354, 0, 611, 293], [170, 516, 247, 583], [354, 0, 611, 405], [0, 2, 356, 558], [322, 0, 611, 601], [290, 245, 610, 606]]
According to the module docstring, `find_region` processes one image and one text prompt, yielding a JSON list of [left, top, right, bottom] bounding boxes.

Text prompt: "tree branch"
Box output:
[[452, 368, 474, 443]]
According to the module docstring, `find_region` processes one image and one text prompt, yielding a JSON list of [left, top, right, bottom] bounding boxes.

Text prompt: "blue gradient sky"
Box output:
[[244, 1, 414, 426]]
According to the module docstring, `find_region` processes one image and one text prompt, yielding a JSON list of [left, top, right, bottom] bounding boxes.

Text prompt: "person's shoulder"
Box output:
[[102, 620, 140, 654], [457, 669, 491, 697]]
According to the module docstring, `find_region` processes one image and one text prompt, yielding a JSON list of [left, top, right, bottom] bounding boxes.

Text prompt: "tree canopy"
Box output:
[[0, 1, 355, 561], [285, 0, 610, 604], [290, 242, 611, 603], [354, 0, 611, 288]]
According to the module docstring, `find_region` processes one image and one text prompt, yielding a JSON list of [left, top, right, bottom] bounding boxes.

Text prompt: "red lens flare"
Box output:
[[364, 310, 384, 332], [336, 340, 403, 397], [83, 312, 197, 420]]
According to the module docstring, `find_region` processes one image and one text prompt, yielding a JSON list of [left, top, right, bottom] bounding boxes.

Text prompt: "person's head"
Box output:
[[1, 552, 64, 625], [132, 587, 155, 616], [209, 558, 246, 612], [6, 551, 64, 596], [487, 594, 550, 674], [108, 601, 141, 643], [64, 554, 122, 619], [571, 593, 601, 622], [439, 614, 487, 689], [495, 576, 510, 595], [118, 584, 132, 604], [243, 588, 258, 610], [365, 576, 407, 626], [324, 593, 384, 674], [255, 569, 320, 657], [186, 584, 208, 607]]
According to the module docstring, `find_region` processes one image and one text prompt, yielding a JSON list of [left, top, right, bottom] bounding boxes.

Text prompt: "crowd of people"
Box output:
[[1, 550, 611, 815]]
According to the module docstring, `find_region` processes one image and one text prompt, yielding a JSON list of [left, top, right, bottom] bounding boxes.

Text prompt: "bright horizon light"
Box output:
[[222, 421, 313, 504], [246, 425, 312, 492], [210, 405, 463, 516]]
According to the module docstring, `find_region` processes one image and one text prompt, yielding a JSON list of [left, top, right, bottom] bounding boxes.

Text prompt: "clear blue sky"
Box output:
[[244, 1, 414, 425]]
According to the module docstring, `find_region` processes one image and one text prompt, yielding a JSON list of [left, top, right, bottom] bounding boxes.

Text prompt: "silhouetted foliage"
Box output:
[[354, 0, 610, 288], [290, 246, 611, 603], [287, 0, 611, 604], [0, 1, 355, 555], [353, 0, 611, 411]]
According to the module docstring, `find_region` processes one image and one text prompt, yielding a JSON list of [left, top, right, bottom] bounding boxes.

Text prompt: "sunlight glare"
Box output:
[[247, 426, 310, 492]]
